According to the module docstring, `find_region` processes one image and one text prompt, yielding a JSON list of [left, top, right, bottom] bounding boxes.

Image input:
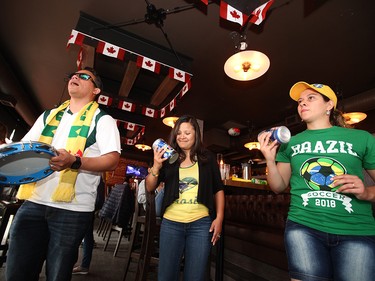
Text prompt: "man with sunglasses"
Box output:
[[6, 67, 121, 281]]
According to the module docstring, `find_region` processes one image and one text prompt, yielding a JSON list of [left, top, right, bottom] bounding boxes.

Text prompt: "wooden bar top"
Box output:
[[223, 178, 271, 191]]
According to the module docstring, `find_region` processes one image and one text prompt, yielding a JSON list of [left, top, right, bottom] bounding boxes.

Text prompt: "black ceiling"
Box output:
[[1, 0, 375, 164]]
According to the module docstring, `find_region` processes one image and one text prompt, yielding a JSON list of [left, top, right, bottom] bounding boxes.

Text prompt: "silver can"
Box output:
[[260, 126, 291, 144], [152, 138, 179, 164]]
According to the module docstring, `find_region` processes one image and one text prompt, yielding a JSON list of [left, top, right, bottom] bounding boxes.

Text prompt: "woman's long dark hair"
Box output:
[[321, 95, 350, 128], [168, 115, 208, 163]]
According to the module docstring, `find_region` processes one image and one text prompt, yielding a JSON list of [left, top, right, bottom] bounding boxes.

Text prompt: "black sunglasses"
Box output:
[[68, 72, 98, 88]]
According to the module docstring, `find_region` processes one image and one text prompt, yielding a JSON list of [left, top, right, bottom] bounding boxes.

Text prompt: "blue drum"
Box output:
[[0, 141, 57, 185]]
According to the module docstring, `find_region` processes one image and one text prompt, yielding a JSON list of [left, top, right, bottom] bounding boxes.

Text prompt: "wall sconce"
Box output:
[[342, 112, 367, 125], [135, 143, 152, 151], [162, 116, 179, 128]]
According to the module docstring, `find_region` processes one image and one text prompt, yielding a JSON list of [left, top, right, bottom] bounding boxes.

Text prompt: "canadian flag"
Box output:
[[76, 48, 83, 70], [169, 98, 176, 111], [220, 1, 248, 26], [160, 106, 166, 118], [96, 41, 125, 60], [249, 0, 274, 25], [142, 107, 157, 118], [180, 79, 191, 97], [126, 139, 134, 145], [200, 0, 208, 5], [169, 68, 191, 83], [67, 30, 85, 47], [125, 122, 136, 131], [118, 100, 135, 112], [136, 56, 161, 74], [97, 95, 113, 106]]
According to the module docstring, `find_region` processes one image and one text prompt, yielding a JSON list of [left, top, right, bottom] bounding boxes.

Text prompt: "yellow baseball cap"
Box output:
[[289, 81, 337, 109]]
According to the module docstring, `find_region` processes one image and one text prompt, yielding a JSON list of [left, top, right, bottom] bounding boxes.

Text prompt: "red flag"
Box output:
[[136, 56, 161, 74], [67, 30, 84, 48], [96, 41, 125, 60], [249, 0, 274, 25], [126, 139, 134, 145], [200, 0, 208, 5], [118, 100, 135, 112], [142, 107, 157, 118], [220, 1, 249, 26], [169, 68, 191, 83], [97, 95, 113, 106]]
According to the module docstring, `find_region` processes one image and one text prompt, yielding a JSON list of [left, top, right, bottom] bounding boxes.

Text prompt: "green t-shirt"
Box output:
[[277, 126, 375, 235]]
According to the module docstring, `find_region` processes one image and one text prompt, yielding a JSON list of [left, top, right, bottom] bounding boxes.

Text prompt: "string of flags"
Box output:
[[67, 29, 192, 121], [206, 0, 274, 27]]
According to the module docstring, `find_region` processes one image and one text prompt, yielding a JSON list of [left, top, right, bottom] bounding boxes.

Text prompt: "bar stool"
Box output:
[[123, 189, 160, 281]]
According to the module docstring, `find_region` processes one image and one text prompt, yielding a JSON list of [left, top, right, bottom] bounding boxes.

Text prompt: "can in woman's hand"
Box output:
[[259, 126, 291, 144], [152, 138, 179, 163]]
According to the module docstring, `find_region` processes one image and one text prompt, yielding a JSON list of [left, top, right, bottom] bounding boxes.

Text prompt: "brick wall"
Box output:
[[105, 157, 147, 186]]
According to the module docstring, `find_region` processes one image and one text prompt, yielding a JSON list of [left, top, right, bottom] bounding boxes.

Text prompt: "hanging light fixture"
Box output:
[[135, 143, 152, 151], [244, 141, 260, 150], [342, 112, 367, 125], [224, 32, 270, 81], [163, 116, 179, 128]]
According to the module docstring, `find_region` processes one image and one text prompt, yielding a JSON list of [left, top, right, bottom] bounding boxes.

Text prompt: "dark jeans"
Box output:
[[81, 212, 95, 269], [6, 201, 92, 281]]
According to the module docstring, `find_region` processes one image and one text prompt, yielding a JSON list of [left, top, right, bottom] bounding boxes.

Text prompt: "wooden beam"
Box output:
[[118, 60, 140, 97], [150, 76, 179, 106], [81, 44, 95, 68]]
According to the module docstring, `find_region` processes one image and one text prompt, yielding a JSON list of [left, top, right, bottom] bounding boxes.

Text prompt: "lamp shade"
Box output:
[[135, 143, 151, 151], [244, 141, 260, 150], [343, 112, 367, 125], [224, 50, 270, 81], [162, 116, 179, 128]]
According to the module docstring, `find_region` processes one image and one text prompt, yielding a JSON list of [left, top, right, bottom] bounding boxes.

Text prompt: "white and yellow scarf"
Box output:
[[17, 100, 99, 202]]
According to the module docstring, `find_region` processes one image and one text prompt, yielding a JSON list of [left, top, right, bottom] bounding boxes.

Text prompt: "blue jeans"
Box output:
[[285, 219, 375, 281], [158, 216, 212, 281], [6, 201, 92, 281]]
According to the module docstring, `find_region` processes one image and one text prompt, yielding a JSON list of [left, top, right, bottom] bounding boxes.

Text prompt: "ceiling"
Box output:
[[1, 0, 375, 164]]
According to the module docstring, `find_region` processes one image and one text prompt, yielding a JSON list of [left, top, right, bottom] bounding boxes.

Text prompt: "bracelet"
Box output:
[[150, 167, 159, 177]]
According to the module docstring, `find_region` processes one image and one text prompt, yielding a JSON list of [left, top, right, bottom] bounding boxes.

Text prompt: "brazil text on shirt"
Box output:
[[291, 140, 357, 157]]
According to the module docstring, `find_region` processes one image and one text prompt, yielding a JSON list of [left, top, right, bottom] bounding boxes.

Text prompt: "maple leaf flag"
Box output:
[[96, 41, 125, 60], [118, 100, 135, 112], [169, 98, 176, 111], [126, 139, 134, 145], [97, 95, 113, 106], [249, 0, 274, 25], [67, 30, 84, 47], [142, 107, 157, 118], [169, 68, 191, 83], [136, 56, 161, 74], [160, 106, 166, 118], [125, 122, 136, 131], [220, 1, 249, 26], [200, 0, 208, 5], [180, 79, 192, 97]]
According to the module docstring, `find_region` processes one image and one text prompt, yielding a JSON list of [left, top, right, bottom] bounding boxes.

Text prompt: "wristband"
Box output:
[[150, 167, 159, 177]]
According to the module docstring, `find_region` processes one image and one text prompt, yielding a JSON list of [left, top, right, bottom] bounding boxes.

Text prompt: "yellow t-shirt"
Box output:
[[163, 162, 209, 223]]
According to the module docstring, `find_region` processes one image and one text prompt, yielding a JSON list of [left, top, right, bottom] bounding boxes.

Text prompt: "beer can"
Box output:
[[152, 138, 179, 164], [260, 126, 291, 144]]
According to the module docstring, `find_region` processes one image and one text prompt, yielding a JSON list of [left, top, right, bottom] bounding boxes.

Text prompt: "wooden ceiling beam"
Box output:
[[80, 44, 95, 68], [118, 60, 140, 97], [150, 76, 179, 106]]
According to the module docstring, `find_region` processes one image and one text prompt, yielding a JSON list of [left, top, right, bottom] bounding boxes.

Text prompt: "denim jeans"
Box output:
[[285, 219, 375, 281], [6, 201, 92, 281], [158, 216, 212, 281]]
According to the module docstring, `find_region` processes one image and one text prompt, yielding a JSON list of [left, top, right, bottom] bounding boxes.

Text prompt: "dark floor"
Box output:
[[0, 218, 154, 281]]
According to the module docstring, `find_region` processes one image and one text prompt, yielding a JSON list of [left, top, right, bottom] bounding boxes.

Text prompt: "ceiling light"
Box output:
[[135, 143, 152, 151], [342, 112, 367, 124], [163, 116, 179, 128], [224, 50, 270, 81], [244, 141, 260, 150]]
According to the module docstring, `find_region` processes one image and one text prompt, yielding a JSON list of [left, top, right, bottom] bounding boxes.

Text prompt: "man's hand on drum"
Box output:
[[49, 149, 75, 171]]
